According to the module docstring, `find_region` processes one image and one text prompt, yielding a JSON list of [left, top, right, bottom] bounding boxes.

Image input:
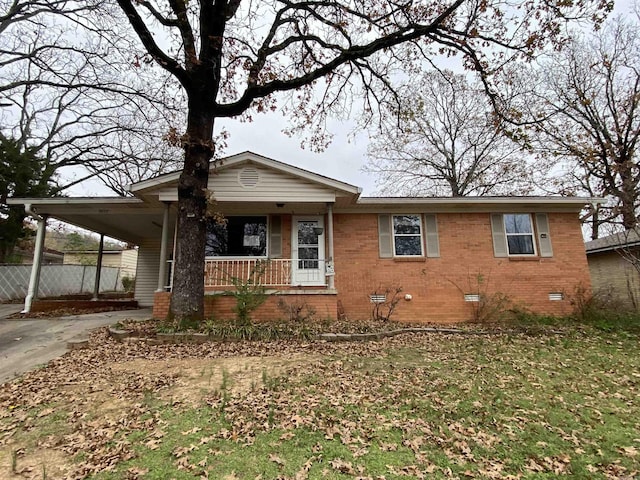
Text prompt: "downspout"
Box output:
[[22, 204, 47, 314]]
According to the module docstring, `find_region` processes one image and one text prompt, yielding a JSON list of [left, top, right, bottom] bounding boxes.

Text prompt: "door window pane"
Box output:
[[297, 221, 319, 269]]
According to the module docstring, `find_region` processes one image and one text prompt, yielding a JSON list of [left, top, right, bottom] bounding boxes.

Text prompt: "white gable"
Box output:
[[140, 154, 360, 203], [207, 163, 338, 202]]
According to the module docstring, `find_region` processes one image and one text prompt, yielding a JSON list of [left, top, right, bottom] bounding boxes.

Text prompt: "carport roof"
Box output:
[[6, 197, 166, 244]]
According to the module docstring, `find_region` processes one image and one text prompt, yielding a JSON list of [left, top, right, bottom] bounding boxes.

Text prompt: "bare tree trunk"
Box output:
[[169, 96, 215, 324], [619, 160, 637, 230], [591, 207, 599, 240]]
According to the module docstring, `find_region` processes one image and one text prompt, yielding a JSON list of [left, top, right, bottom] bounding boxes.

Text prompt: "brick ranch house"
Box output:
[[9, 152, 598, 323]]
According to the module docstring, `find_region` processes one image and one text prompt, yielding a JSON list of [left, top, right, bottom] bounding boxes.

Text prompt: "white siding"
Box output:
[[120, 249, 138, 278], [134, 239, 160, 307], [155, 164, 337, 202]]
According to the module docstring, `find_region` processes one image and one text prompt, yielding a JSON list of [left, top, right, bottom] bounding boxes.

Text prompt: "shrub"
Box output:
[[370, 285, 403, 322], [450, 272, 515, 323], [276, 298, 316, 323], [121, 275, 135, 292], [570, 284, 640, 333], [225, 260, 268, 325]]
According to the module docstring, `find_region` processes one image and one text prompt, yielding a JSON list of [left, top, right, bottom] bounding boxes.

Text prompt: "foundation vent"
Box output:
[[238, 167, 260, 188], [464, 294, 480, 302], [548, 292, 564, 301], [369, 294, 386, 304]]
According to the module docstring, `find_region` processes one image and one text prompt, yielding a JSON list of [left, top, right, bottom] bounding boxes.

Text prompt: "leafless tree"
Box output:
[[515, 14, 640, 239], [111, 0, 609, 322], [0, 1, 184, 260], [0, 0, 184, 185], [364, 70, 536, 197]]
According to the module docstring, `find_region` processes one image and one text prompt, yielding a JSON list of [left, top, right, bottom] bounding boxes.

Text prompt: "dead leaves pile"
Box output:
[[0, 327, 638, 479]]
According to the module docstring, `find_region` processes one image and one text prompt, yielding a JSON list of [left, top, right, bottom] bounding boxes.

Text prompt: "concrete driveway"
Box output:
[[0, 308, 152, 384]]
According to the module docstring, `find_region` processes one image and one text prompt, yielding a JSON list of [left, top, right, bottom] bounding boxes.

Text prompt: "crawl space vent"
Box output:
[[238, 167, 260, 188], [548, 292, 564, 301], [464, 294, 480, 302], [369, 294, 386, 304]]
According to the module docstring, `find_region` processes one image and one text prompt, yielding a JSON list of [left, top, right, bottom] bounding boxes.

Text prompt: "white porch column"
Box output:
[[326, 202, 335, 289], [157, 202, 171, 292], [92, 234, 104, 300], [22, 214, 47, 313]]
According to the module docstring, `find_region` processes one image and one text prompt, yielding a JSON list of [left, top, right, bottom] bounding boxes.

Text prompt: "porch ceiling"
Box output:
[[7, 198, 169, 244]]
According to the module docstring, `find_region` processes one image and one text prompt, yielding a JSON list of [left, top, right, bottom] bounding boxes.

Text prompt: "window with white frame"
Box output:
[[392, 215, 423, 256], [205, 216, 267, 257], [503, 214, 535, 255]]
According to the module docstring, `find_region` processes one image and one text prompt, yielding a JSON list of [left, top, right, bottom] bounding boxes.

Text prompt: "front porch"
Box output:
[[153, 256, 339, 321]]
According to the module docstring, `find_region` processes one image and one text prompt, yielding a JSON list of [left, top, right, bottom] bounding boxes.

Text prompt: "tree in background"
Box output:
[[0, 133, 51, 262], [0, 0, 183, 260], [365, 70, 535, 197], [514, 14, 640, 239]]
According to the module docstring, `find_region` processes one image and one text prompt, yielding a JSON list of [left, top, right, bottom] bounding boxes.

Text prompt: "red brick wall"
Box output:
[[153, 291, 171, 318], [153, 211, 590, 324], [203, 294, 336, 321], [152, 290, 336, 321], [333, 212, 591, 323]]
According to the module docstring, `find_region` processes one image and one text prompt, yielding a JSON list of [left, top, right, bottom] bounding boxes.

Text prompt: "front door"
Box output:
[[292, 216, 325, 286]]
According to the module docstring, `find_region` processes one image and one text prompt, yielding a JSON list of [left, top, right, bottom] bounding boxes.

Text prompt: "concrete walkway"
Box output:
[[0, 308, 152, 385], [0, 303, 21, 319]]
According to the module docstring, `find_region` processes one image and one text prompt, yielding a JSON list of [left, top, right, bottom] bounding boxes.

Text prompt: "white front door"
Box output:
[[291, 216, 325, 286]]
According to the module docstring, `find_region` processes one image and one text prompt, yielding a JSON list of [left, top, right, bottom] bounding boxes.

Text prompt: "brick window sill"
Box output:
[[508, 256, 545, 262], [393, 256, 426, 263]]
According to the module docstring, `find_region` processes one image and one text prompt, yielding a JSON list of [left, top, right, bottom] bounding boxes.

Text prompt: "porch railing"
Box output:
[[204, 258, 292, 287], [203, 258, 326, 288]]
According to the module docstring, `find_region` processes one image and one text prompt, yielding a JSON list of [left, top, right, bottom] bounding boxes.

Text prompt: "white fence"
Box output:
[[0, 264, 124, 302]]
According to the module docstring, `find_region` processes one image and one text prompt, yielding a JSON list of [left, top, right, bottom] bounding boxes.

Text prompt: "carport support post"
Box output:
[[157, 202, 171, 292], [92, 234, 104, 300], [327, 202, 335, 290], [22, 214, 48, 314]]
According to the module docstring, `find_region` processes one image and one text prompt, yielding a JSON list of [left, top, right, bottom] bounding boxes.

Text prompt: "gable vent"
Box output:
[[238, 167, 260, 188]]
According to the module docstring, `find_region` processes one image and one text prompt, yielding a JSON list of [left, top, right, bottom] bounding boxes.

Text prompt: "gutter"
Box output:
[[24, 203, 43, 221]]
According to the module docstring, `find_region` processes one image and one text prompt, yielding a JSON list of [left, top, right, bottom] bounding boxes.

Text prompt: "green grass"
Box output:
[[104, 330, 640, 478], [2, 322, 639, 479]]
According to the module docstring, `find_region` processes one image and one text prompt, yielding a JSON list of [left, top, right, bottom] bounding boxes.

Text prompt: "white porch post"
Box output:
[[326, 202, 335, 289], [157, 202, 171, 292], [92, 234, 104, 300], [22, 214, 48, 313]]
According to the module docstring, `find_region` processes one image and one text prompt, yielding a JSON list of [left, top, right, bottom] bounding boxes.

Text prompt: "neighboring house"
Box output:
[[10, 247, 63, 265], [585, 229, 640, 310], [9, 152, 596, 323], [63, 248, 138, 278]]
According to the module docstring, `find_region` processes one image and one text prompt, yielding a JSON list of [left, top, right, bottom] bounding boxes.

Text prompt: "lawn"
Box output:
[[0, 323, 638, 479]]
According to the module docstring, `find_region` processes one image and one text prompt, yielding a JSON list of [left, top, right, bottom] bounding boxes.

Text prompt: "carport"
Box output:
[[7, 197, 174, 313]]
